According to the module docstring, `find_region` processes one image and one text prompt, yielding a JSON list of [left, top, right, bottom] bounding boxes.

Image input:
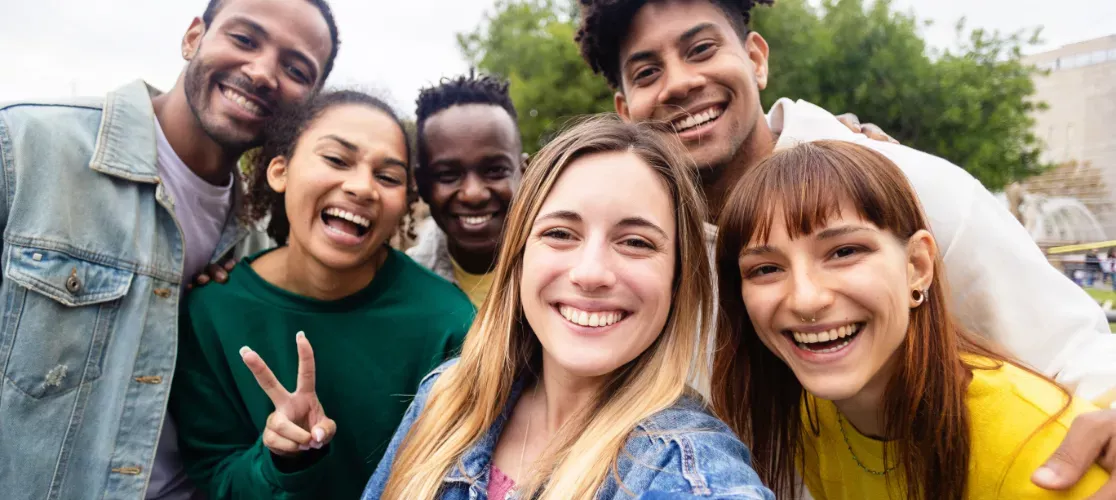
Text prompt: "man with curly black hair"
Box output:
[[407, 71, 527, 307], [575, 1, 1116, 495]]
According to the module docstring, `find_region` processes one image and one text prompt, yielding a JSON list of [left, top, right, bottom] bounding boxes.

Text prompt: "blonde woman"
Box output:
[[361, 115, 775, 500]]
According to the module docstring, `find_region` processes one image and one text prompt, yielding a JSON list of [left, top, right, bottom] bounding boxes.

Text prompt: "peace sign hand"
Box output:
[[239, 331, 337, 457]]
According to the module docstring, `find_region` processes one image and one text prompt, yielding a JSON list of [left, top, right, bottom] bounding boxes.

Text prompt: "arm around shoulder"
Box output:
[[939, 177, 1116, 408]]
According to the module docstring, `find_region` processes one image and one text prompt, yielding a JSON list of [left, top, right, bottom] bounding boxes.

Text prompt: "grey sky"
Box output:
[[0, 0, 1112, 117]]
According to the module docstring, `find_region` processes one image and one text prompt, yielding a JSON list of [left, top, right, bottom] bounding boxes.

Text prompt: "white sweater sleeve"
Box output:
[[868, 140, 1116, 409]]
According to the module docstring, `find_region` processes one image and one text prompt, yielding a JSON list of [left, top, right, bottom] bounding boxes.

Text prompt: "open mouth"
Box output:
[[218, 84, 270, 117], [321, 207, 372, 239], [557, 304, 628, 328], [671, 105, 724, 134], [785, 322, 865, 354], [457, 213, 495, 230]]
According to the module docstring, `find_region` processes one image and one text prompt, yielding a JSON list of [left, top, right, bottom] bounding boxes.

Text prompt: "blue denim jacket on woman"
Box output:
[[362, 359, 775, 499]]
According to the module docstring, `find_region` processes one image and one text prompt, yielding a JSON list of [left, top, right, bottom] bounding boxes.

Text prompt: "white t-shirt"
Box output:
[[147, 117, 233, 500]]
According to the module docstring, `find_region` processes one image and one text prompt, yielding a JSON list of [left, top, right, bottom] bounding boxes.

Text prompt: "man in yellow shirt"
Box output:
[[407, 72, 526, 307]]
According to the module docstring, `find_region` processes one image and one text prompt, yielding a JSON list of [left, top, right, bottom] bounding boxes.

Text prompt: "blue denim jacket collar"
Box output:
[[89, 79, 248, 261], [89, 79, 161, 183]]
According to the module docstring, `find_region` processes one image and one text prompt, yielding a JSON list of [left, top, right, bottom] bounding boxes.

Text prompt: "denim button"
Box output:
[[65, 269, 81, 294]]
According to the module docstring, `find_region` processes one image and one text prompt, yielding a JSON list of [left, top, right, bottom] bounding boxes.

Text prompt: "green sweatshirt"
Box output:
[[169, 248, 474, 500]]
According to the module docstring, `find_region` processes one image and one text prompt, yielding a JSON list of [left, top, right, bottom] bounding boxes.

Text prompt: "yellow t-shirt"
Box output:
[[800, 357, 1110, 499], [451, 258, 494, 308]]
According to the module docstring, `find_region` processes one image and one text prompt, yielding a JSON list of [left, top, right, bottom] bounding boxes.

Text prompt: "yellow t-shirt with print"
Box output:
[[451, 258, 494, 308], [799, 357, 1109, 499]]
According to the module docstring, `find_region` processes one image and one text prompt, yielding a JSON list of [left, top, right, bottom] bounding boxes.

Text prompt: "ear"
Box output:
[[744, 32, 770, 91], [520, 152, 530, 173], [614, 91, 632, 123], [182, 17, 206, 61], [267, 156, 290, 194], [906, 229, 936, 305]]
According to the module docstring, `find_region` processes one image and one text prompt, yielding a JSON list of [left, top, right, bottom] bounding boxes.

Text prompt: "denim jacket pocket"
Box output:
[[3, 244, 133, 399]]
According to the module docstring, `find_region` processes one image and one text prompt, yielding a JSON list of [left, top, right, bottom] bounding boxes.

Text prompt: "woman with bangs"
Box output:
[[362, 115, 774, 500], [711, 140, 1110, 499]]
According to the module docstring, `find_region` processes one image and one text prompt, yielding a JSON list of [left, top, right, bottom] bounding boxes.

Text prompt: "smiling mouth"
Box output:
[[458, 213, 495, 229], [321, 207, 371, 238], [557, 304, 628, 328], [218, 84, 270, 117], [671, 105, 724, 133], [785, 323, 865, 354]]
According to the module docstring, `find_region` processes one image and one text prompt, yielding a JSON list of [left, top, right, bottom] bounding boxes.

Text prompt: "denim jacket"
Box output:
[[0, 80, 253, 499], [362, 359, 775, 500]]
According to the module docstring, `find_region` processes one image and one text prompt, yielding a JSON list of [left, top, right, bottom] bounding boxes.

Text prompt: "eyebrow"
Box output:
[[740, 244, 776, 258], [430, 154, 514, 169], [678, 23, 717, 46], [535, 210, 581, 225], [815, 226, 873, 240], [320, 135, 408, 169], [623, 23, 718, 73], [226, 15, 319, 80], [738, 226, 874, 258], [617, 217, 668, 240], [534, 211, 669, 238], [320, 135, 358, 151]]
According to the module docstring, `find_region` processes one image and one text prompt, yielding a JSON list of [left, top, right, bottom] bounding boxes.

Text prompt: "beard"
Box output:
[[183, 57, 269, 153]]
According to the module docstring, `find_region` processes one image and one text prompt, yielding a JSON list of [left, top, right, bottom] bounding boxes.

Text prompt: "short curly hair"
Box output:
[[414, 71, 519, 171], [576, 0, 774, 89], [242, 89, 417, 246]]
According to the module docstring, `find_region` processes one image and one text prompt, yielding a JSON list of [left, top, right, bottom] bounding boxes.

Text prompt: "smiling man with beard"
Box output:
[[0, 1, 338, 499], [407, 73, 526, 307]]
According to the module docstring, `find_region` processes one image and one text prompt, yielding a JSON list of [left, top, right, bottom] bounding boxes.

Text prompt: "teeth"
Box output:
[[323, 207, 371, 228], [673, 107, 723, 132], [460, 214, 494, 226], [558, 305, 624, 327], [222, 87, 264, 115], [792, 324, 862, 344]]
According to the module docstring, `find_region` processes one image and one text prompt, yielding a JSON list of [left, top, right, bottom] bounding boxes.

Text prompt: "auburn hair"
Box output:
[[711, 140, 1070, 499]]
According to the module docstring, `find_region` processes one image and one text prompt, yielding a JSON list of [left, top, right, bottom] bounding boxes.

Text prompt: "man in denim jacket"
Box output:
[[0, 1, 337, 498]]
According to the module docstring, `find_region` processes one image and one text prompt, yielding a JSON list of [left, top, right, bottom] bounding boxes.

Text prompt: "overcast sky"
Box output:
[[1, 0, 1112, 117]]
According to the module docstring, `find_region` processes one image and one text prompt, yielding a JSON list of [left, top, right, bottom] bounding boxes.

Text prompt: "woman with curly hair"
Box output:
[[169, 89, 475, 500]]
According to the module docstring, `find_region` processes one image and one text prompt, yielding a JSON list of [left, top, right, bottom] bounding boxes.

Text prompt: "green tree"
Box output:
[[458, 0, 613, 153], [753, 0, 1048, 188], [461, 0, 1048, 188]]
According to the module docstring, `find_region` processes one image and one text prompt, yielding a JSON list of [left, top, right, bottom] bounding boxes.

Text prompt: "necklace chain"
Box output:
[[836, 412, 897, 476], [505, 385, 535, 500]]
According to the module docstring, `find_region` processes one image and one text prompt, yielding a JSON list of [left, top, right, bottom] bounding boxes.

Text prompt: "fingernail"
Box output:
[[297, 331, 305, 339], [1032, 466, 1059, 485], [298, 444, 310, 451], [239, 346, 251, 357], [217, 271, 227, 280], [313, 428, 325, 442], [310, 440, 322, 450]]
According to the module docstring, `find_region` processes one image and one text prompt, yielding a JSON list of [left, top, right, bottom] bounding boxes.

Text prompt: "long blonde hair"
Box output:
[[380, 114, 713, 499]]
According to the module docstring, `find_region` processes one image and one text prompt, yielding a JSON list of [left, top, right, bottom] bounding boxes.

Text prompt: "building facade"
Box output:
[[1023, 35, 1116, 237]]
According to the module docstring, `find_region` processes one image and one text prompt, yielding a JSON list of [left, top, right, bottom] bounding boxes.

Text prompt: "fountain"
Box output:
[[994, 191, 1107, 243]]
